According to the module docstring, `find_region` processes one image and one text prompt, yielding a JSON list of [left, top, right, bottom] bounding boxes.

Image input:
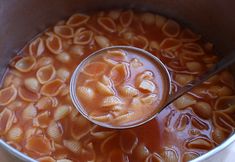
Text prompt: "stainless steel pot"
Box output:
[[0, 0, 235, 161]]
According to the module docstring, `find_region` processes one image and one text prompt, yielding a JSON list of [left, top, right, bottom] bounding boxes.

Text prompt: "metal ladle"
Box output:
[[70, 46, 235, 129]]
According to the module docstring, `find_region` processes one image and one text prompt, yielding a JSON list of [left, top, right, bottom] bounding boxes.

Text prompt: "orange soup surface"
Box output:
[[0, 10, 234, 162], [75, 48, 169, 127]]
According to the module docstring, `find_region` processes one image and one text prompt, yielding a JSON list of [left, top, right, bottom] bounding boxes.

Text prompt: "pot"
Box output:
[[0, 0, 234, 161]]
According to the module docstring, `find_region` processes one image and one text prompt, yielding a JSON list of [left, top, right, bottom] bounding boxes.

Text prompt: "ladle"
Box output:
[[70, 46, 235, 129]]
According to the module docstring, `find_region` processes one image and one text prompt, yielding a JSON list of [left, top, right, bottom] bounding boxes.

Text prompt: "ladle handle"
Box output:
[[161, 51, 235, 111]]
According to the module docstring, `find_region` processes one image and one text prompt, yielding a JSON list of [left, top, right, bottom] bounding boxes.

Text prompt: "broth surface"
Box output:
[[0, 10, 234, 162]]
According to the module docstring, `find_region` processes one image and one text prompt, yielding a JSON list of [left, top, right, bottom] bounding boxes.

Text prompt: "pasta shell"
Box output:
[[108, 10, 121, 20], [180, 28, 201, 42], [57, 159, 72, 162], [29, 38, 45, 57], [15, 56, 36, 72], [54, 25, 74, 39], [193, 102, 212, 119], [0, 85, 17, 106], [191, 116, 209, 130], [25, 127, 37, 139], [167, 60, 186, 72], [109, 63, 129, 86], [162, 20, 180, 38], [63, 139, 81, 154], [36, 56, 54, 69], [33, 111, 51, 128], [82, 61, 107, 77], [98, 17, 117, 33], [208, 85, 233, 97], [47, 121, 63, 140], [18, 87, 40, 102], [108, 149, 129, 162], [41, 79, 66, 97], [131, 36, 149, 50], [70, 115, 92, 140], [111, 111, 134, 125], [140, 12, 155, 25], [160, 38, 182, 51], [204, 75, 220, 85], [213, 111, 235, 132], [174, 74, 194, 86], [174, 94, 196, 110], [101, 75, 112, 86], [80, 142, 96, 162], [36, 96, 58, 110], [145, 153, 163, 162], [66, 13, 90, 27], [214, 96, 235, 112], [162, 148, 178, 162], [174, 114, 189, 131], [96, 81, 115, 96], [8, 100, 25, 111], [120, 130, 138, 154], [77, 86, 95, 102], [25, 135, 52, 156], [122, 31, 135, 41], [56, 52, 71, 63], [219, 71, 235, 89], [0, 109, 15, 135], [119, 85, 139, 97], [103, 50, 127, 65], [133, 143, 150, 160], [138, 80, 156, 93], [7, 126, 23, 142], [202, 55, 218, 64], [37, 65, 56, 84], [149, 41, 160, 51], [69, 45, 84, 56], [186, 61, 203, 72], [90, 113, 113, 123], [136, 70, 154, 86], [54, 105, 71, 121], [120, 10, 134, 27], [186, 137, 213, 150], [46, 34, 63, 54], [90, 125, 116, 139], [155, 14, 167, 28], [24, 77, 40, 93], [22, 103, 37, 120], [60, 86, 70, 97], [130, 97, 143, 110], [101, 96, 123, 107], [182, 152, 199, 162], [182, 43, 204, 56], [73, 30, 93, 45], [130, 58, 143, 68], [212, 128, 229, 144], [37, 156, 56, 162], [100, 134, 118, 153], [141, 94, 158, 105], [94, 35, 110, 48]]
